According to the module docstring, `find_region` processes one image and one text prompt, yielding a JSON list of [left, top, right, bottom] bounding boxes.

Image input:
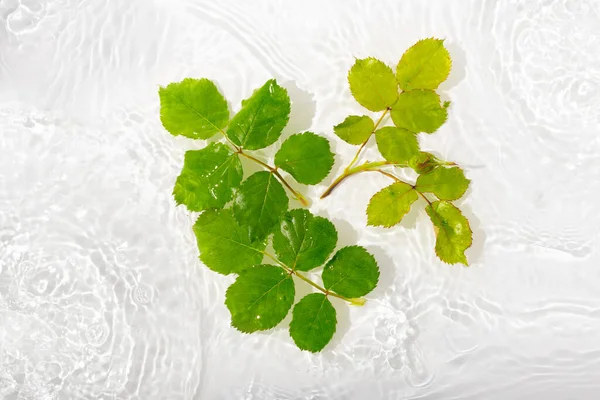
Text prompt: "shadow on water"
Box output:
[[364, 245, 396, 298], [438, 41, 467, 93], [328, 217, 359, 250], [458, 202, 485, 265], [278, 80, 316, 136], [322, 295, 351, 351], [227, 80, 318, 205]]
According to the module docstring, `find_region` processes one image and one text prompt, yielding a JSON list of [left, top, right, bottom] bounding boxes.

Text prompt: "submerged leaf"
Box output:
[[159, 78, 229, 139], [272, 209, 337, 271], [333, 115, 374, 145], [416, 167, 470, 201], [226, 79, 290, 150], [173, 143, 242, 211], [226, 265, 295, 333], [367, 182, 418, 227], [348, 58, 398, 111], [425, 200, 472, 265], [289, 293, 337, 353], [274, 132, 334, 185], [375, 126, 420, 163], [396, 38, 452, 91], [390, 90, 448, 134], [322, 246, 379, 298], [193, 209, 265, 275], [233, 171, 289, 242], [409, 151, 445, 174]]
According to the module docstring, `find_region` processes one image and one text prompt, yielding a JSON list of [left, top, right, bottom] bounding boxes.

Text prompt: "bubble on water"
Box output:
[[387, 348, 406, 371], [404, 343, 435, 388], [132, 284, 153, 305], [85, 322, 109, 346]]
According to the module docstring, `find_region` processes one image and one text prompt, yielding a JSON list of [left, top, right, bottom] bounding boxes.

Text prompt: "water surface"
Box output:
[[1, 0, 600, 398]]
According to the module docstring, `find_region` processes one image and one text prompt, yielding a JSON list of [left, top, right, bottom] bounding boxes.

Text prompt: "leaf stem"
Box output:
[[345, 107, 390, 172], [262, 251, 366, 306], [321, 108, 391, 198], [320, 160, 406, 199], [237, 150, 309, 206], [216, 128, 242, 151], [375, 169, 433, 205]]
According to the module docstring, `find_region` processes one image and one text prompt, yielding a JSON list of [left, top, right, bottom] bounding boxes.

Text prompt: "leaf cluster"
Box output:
[[159, 79, 379, 351], [329, 38, 473, 265], [159, 37, 477, 353]]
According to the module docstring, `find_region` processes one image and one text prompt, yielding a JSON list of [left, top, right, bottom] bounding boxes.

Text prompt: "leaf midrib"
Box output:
[[255, 173, 274, 234], [204, 230, 261, 254], [371, 186, 415, 221], [281, 152, 329, 166], [305, 296, 327, 338], [164, 89, 224, 133], [246, 274, 290, 311], [402, 42, 444, 89], [239, 97, 267, 146]]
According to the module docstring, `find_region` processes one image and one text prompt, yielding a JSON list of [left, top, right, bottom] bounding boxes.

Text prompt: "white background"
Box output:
[[1, 0, 600, 399]]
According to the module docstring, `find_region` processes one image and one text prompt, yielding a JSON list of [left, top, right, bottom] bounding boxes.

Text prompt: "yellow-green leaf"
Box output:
[[425, 201, 472, 265], [367, 182, 418, 227], [375, 126, 420, 163], [396, 38, 452, 91], [390, 90, 448, 134], [348, 58, 398, 111], [159, 78, 229, 139], [416, 167, 470, 201], [333, 115, 374, 145]]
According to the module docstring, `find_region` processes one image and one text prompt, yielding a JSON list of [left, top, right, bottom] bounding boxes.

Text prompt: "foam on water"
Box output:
[[1, 0, 600, 398]]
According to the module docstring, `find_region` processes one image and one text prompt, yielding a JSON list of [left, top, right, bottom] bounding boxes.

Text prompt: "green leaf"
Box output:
[[272, 209, 337, 272], [348, 58, 398, 112], [375, 126, 420, 163], [225, 265, 295, 333], [193, 209, 265, 275], [274, 132, 334, 185], [366, 182, 419, 228], [289, 293, 337, 352], [173, 143, 242, 211], [322, 246, 379, 298], [396, 38, 452, 91], [159, 78, 229, 139], [233, 171, 289, 242], [333, 115, 374, 145], [416, 167, 470, 201], [226, 79, 290, 150], [390, 90, 448, 134], [425, 201, 472, 265], [409, 151, 445, 174]]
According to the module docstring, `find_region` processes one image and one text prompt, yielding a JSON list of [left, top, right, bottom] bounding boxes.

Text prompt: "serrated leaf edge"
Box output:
[[426, 202, 473, 266], [396, 37, 452, 91], [224, 265, 294, 334], [348, 57, 399, 112], [366, 183, 418, 228], [289, 293, 337, 353], [324, 245, 380, 296]]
